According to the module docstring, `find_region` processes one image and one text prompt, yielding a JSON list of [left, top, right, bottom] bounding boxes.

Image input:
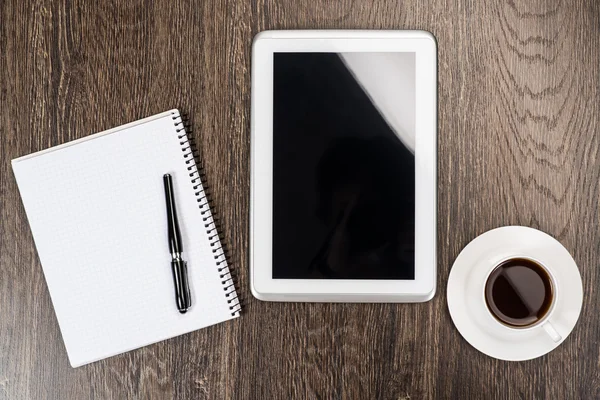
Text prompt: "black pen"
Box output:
[[163, 173, 192, 314]]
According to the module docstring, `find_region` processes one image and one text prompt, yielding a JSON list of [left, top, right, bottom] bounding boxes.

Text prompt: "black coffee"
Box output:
[[485, 258, 554, 327]]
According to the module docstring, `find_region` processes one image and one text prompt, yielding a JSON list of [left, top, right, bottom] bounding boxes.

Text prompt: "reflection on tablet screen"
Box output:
[[273, 52, 416, 280]]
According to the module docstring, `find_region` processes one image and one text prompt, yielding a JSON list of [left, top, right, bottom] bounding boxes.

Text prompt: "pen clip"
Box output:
[[164, 174, 183, 256]]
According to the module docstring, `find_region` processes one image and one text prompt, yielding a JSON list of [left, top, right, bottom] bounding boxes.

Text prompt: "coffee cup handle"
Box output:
[[542, 321, 562, 343]]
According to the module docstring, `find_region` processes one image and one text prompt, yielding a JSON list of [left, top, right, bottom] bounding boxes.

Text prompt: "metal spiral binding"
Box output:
[[171, 111, 241, 317]]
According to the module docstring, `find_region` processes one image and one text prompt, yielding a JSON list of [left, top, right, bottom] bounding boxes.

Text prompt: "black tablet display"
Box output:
[[272, 52, 416, 280]]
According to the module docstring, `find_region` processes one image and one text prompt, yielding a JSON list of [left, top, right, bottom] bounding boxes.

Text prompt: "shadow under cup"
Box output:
[[484, 258, 554, 328]]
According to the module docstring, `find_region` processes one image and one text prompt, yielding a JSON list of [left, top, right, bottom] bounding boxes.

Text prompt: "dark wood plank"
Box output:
[[1, 0, 599, 398]]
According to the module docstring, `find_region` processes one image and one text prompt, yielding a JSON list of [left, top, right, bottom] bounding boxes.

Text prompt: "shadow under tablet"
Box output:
[[272, 52, 415, 280]]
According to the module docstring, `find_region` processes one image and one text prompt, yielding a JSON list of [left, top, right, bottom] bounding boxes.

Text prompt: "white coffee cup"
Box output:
[[447, 226, 582, 361], [483, 255, 561, 342]]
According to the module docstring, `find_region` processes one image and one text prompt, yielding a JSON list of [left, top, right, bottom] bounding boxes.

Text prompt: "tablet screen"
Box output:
[[273, 52, 416, 280]]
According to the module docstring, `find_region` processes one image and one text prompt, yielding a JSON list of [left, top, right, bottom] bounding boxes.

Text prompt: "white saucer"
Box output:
[[447, 226, 583, 361]]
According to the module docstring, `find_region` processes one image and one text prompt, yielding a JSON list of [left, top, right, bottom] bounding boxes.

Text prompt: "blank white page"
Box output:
[[12, 110, 239, 367]]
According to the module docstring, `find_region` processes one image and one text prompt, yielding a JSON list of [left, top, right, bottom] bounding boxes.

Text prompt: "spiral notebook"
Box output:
[[11, 110, 240, 367]]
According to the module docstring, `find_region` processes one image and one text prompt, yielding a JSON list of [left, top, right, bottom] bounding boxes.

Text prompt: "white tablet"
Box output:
[[251, 30, 437, 302]]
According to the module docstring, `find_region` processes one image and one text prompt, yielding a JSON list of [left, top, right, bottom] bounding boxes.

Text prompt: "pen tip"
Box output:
[[164, 173, 171, 178], [179, 308, 188, 314]]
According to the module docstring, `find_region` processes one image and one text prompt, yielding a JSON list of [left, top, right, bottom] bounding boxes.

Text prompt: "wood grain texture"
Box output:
[[1, 0, 599, 398]]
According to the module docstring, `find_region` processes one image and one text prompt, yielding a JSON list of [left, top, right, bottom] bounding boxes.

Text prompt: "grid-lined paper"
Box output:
[[12, 110, 239, 367]]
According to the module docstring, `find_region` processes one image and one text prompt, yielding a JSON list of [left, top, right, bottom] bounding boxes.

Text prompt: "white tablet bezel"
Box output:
[[251, 30, 437, 302]]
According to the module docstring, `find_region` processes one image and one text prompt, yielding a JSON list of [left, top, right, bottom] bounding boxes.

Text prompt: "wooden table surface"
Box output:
[[2, 0, 599, 398]]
